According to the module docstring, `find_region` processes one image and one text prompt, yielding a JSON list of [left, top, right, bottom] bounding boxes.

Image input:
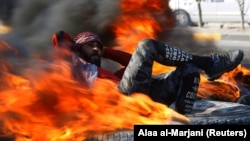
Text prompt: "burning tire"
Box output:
[[188, 99, 250, 125], [85, 130, 134, 141], [0, 100, 249, 141], [85, 99, 250, 141]]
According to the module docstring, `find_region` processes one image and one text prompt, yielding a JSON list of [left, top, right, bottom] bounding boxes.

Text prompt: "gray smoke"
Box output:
[[3, 0, 217, 56], [2, 0, 121, 58], [0, 0, 126, 77], [0, 0, 217, 73]]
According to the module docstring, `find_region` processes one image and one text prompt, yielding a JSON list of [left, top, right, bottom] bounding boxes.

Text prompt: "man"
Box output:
[[52, 31, 244, 114]]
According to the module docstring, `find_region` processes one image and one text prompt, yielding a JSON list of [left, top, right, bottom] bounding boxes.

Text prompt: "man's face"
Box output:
[[79, 41, 102, 66]]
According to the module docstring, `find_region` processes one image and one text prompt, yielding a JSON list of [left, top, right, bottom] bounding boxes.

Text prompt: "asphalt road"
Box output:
[[165, 23, 250, 67], [193, 24, 250, 66]]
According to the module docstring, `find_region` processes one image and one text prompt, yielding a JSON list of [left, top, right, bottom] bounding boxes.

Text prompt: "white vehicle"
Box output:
[[169, 0, 250, 26]]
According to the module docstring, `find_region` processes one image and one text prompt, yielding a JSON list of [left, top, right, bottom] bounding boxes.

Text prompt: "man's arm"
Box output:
[[52, 30, 74, 49], [102, 47, 131, 67]]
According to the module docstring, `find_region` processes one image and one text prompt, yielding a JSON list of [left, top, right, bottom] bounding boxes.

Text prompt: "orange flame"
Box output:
[[0, 40, 190, 140], [198, 65, 250, 102], [0, 0, 249, 140], [114, 0, 173, 53], [113, 0, 245, 103]]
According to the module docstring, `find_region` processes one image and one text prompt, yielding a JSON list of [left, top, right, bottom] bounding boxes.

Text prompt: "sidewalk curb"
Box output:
[[169, 27, 250, 41], [220, 34, 250, 41], [0, 25, 12, 34], [193, 33, 250, 41]]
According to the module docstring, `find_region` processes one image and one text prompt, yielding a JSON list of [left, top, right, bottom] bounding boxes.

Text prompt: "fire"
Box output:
[[0, 40, 190, 140], [114, 16, 160, 53], [0, 0, 249, 140], [114, 0, 173, 53], [114, 0, 246, 103]]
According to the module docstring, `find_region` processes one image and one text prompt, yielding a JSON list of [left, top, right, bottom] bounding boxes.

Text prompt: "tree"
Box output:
[[196, 0, 203, 27], [235, 0, 245, 29]]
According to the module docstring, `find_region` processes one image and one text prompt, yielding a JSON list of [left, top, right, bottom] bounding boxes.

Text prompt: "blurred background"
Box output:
[[1, 0, 249, 67]]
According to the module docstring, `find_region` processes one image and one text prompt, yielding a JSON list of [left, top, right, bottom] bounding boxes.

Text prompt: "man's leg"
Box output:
[[118, 38, 243, 94], [174, 63, 200, 114], [152, 38, 243, 81], [149, 63, 200, 114], [117, 38, 197, 96], [117, 39, 155, 95], [118, 59, 200, 115], [117, 38, 193, 95]]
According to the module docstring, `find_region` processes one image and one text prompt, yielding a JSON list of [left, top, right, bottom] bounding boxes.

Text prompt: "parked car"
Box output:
[[169, 0, 250, 26]]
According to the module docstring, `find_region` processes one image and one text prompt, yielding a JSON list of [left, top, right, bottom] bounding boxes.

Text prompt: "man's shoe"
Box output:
[[205, 50, 244, 81]]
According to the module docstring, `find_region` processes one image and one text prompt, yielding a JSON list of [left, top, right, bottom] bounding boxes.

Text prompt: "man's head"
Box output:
[[73, 31, 103, 67]]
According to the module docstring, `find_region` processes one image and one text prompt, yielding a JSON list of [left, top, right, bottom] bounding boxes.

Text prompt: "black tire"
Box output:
[[187, 100, 250, 125], [85, 130, 134, 141], [173, 10, 192, 27], [85, 100, 250, 141], [1, 100, 250, 141]]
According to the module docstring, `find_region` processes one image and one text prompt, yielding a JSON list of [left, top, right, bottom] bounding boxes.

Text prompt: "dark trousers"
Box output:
[[117, 38, 200, 114]]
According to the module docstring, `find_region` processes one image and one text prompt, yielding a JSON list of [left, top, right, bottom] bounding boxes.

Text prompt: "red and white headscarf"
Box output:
[[73, 31, 103, 50]]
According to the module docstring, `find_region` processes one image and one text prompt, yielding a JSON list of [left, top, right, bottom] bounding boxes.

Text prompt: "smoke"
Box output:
[[0, 0, 218, 72], [0, 0, 126, 79], [2, 0, 121, 57], [2, 0, 218, 55]]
